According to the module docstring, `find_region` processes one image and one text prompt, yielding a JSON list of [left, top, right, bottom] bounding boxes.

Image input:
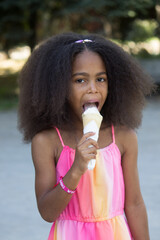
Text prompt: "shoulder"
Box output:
[[32, 128, 58, 150], [114, 125, 138, 156], [31, 128, 61, 166]]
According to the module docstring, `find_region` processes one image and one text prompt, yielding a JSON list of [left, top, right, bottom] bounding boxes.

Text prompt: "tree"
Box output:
[[0, 0, 158, 52], [0, 0, 45, 52], [0, 0, 27, 53], [57, 0, 155, 39]]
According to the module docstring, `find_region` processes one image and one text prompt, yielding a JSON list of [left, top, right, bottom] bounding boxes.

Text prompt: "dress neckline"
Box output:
[[54, 125, 121, 164], [55, 142, 121, 170], [62, 141, 121, 155]]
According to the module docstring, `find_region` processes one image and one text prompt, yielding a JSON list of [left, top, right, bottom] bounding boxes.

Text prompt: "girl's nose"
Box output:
[[88, 81, 98, 93]]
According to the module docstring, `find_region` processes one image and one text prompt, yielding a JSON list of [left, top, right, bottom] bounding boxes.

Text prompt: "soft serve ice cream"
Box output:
[[82, 104, 103, 170]]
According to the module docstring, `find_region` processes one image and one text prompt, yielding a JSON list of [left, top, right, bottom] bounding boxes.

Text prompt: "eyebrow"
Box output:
[[72, 72, 107, 77]]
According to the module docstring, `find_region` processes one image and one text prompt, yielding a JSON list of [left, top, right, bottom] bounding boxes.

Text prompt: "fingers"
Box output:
[[72, 132, 99, 175], [77, 133, 99, 160], [78, 132, 99, 149], [82, 146, 97, 160], [77, 132, 99, 159]]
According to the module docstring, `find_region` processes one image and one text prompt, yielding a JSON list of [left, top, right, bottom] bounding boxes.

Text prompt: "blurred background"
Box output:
[[0, 0, 160, 240], [0, 0, 160, 107]]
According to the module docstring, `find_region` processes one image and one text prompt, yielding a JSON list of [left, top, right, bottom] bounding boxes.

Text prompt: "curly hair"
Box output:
[[18, 32, 155, 142]]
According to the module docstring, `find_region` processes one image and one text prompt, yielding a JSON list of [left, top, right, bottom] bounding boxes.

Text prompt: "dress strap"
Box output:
[[54, 127, 65, 147], [111, 125, 115, 143]]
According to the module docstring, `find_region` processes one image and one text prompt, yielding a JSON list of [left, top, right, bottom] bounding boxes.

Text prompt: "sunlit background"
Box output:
[[0, 1, 160, 240]]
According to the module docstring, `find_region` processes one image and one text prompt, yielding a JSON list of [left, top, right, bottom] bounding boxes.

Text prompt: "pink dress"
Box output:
[[48, 126, 132, 240]]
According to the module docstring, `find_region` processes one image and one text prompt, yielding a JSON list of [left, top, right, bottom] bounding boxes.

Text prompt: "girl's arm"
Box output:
[[31, 130, 98, 222], [121, 129, 150, 240]]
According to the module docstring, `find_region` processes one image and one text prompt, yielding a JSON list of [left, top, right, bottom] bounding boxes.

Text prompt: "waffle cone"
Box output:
[[82, 113, 103, 129]]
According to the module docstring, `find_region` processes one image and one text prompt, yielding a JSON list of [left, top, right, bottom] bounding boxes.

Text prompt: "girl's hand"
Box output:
[[72, 132, 99, 176]]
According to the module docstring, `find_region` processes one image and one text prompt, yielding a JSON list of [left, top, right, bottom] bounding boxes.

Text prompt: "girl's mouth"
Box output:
[[83, 102, 99, 112]]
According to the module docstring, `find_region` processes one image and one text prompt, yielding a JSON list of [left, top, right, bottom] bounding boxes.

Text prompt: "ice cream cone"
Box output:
[[82, 106, 103, 170], [82, 113, 103, 129]]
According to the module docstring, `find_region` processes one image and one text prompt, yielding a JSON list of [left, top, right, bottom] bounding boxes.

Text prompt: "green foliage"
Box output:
[[56, 0, 156, 39], [0, 72, 19, 110], [0, 1, 26, 51], [0, 97, 18, 111], [59, 0, 153, 17], [135, 48, 151, 58], [106, 0, 154, 18], [0, 73, 18, 99], [0, 0, 45, 51], [127, 20, 158, 42], [0, 0, 158, 50]]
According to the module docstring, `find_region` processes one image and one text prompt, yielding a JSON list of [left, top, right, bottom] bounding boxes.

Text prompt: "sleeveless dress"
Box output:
[[48, 126, 132, 240]]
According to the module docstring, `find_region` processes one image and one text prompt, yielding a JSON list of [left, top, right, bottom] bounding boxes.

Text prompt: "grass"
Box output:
[[0, 97, 18, 111], [0, 51, 25, 110], [0, 73, 19, 111]]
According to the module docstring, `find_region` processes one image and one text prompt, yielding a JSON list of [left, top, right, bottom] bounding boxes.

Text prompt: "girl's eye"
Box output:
[[76, 79, 85, 83], [97, 78, 106, 82]]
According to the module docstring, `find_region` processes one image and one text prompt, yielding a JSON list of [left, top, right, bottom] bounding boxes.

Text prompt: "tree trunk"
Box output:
[[28, 7, 38, 51]]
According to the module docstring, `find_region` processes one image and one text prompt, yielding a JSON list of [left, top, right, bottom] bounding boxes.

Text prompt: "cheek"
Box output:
[[68, 86, 76, 101], [68, 90, 81, 109]]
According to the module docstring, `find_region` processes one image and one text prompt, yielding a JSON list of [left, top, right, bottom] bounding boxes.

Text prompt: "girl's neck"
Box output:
[[58, 121, 112, 150], [63, 121, 109, 139]]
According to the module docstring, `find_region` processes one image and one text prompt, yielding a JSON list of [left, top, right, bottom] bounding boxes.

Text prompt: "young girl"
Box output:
[[18, 32, 154, 240]]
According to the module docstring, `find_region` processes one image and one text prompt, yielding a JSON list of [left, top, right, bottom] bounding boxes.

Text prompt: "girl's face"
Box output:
[[68, 50, 108, 126]]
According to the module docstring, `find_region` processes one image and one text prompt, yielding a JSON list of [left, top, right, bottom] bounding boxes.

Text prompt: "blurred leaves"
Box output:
[[0, 0, 160, 110], [0, 0, 159, 50], [0, 73, 18, 99], [59, 0, 153, 16], [127, 20, 158, 42], [0, 0, 46, 51]]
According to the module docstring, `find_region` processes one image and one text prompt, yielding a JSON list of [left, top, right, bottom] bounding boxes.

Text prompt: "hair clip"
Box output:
[[75, 39, 93, 43]]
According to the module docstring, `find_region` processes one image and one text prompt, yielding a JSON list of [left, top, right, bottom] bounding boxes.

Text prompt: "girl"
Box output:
[[18, 32, 154, 239]]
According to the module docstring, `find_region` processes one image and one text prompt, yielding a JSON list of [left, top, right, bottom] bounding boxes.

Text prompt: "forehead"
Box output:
[[72, 50, 106, 72]]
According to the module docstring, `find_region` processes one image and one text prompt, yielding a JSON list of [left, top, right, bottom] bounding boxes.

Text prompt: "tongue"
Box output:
[[84, 103, 97, 111]]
